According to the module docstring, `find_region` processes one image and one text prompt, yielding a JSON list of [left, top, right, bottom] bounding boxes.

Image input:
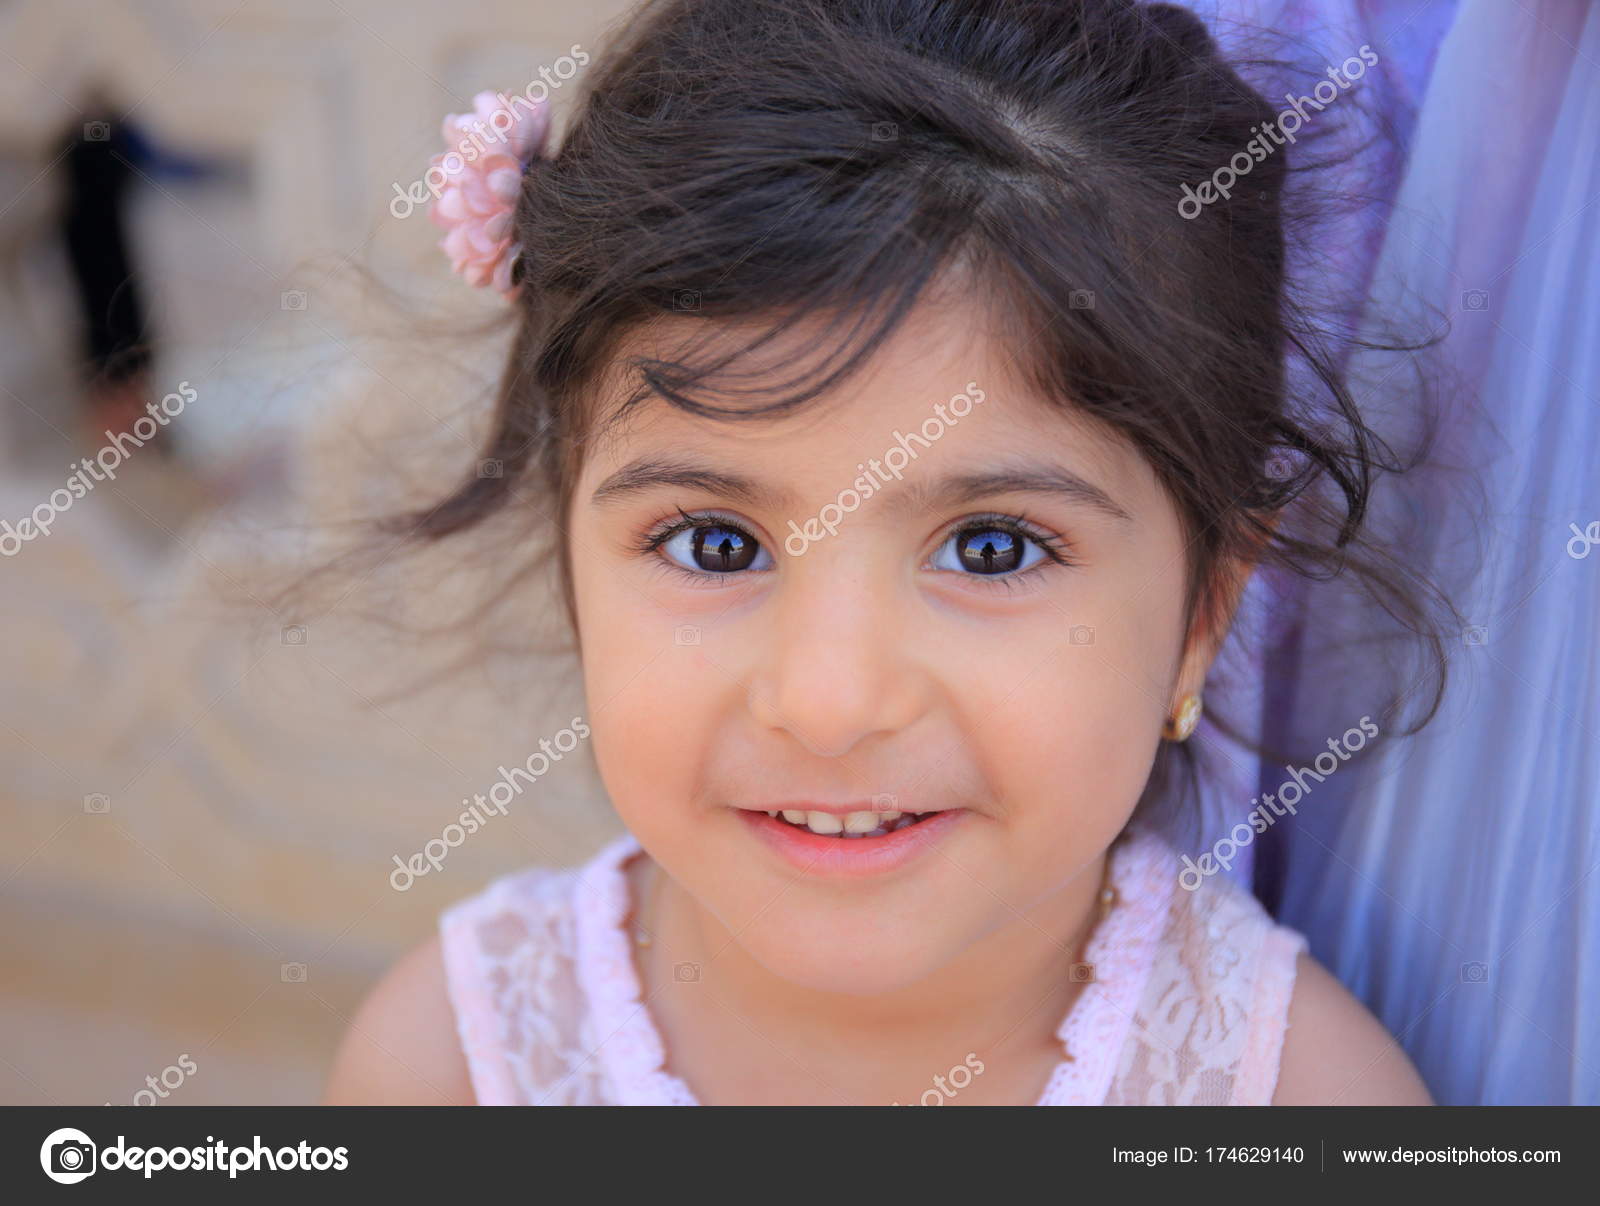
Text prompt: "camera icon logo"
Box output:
[[281, 962, 308, 983], [672, 289, 701, 311], [83, 793, 111, 814], [41, 1127, 96, 1184], [1461, 289, 1489, 312], [281, 290, 308, 311], [1460, 961, 1489, 984], [477, 459, 503, 479], [1265, 450, 1298, 481], [1069, 962, 1097, 984], [1462, 625, 1488, 647], [674, 962, 700, 983], [281, 625, 307, 646], [1068, 624, 1095, 646], [871, 121, 899, 142], [1069, 290, 1096, 310], [83, 121, 110, 142], [674, 625, 701, 646], [871, 793, 898, 809]]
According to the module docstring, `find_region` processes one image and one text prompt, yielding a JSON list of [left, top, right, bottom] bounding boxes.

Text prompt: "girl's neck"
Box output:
[[629, 847, 1113, 1105]]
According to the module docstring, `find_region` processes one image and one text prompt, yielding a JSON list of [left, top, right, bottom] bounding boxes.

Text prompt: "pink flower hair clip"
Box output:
[[427, 90, 552, 299]]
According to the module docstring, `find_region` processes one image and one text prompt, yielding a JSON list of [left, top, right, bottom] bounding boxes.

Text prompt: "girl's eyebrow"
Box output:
[[591, 457, 793, 510], [591, 456, 1133, 524], [892, 466, 1134, 525]]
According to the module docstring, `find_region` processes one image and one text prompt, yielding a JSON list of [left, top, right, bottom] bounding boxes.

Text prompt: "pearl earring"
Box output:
[[1163, 693, 1203, 742]]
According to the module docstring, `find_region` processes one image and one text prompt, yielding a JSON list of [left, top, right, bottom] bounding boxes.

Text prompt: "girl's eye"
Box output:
[[930, 521, 1054, 576], [657, 519, 774, 574], [641, 509, 1065, 582]]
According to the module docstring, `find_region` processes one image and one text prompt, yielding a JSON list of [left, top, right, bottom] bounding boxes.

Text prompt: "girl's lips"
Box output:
[[735, 807, 965, 877]]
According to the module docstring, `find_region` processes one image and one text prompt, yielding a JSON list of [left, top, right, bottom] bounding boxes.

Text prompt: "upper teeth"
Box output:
[[767, 809, 908, 836]]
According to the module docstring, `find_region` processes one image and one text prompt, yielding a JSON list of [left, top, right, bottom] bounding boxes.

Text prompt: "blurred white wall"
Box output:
[[0, 0, 638, 1105]]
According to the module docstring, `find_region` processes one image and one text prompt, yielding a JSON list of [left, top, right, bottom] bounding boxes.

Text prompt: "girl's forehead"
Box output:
[[579, 369, 1161, 534], [592, 281, 992, 409], [582, 302, 1143, 488]]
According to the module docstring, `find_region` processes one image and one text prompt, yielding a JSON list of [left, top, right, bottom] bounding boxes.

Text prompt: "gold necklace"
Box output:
[[1095, 845, 1119, 924], [634, 857, 662, 948], [1058, 843, 1120, 1064]]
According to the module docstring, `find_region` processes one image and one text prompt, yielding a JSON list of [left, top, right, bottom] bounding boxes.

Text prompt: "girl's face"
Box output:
[[567, 297, 1212, 995]]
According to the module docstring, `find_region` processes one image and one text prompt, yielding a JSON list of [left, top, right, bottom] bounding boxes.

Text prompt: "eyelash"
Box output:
[[631, 506, 1078, 589]]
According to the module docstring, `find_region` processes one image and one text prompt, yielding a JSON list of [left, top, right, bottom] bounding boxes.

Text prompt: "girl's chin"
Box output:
[[713, 900, 982, 998], [735, 937, 963, 999], [630, 809, 1000, 992]]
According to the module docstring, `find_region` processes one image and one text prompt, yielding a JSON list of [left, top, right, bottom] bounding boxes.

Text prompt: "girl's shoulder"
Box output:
[[1274, 954, 1434, 1104], [322, 931, 473, 1104]]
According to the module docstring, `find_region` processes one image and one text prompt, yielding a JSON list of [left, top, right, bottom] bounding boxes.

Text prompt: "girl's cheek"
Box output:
[[984, 662, 1154, 802], [973, 582, 1175, 814], [581, 585, 722, 760]]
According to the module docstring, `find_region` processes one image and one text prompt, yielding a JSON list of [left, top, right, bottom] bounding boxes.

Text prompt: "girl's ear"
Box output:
[[1168, 516, 1278, 711], [1170, 557, 1248, 705]]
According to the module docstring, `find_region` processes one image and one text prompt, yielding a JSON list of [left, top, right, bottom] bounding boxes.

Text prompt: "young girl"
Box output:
[[326, 0, 1437, 1106]]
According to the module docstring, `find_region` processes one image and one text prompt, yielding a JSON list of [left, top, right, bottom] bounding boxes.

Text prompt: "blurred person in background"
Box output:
[[54, 89, 159, 446]]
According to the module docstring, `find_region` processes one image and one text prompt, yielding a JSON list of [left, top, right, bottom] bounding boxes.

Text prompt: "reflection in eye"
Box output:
[[648, 511, 1063, 581], [660, 520, 773, 574], [930, 523, 1050, 576]]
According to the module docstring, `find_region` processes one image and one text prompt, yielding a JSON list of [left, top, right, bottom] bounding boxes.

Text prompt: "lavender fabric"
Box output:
[[1171, 0, 1457, 864], [1177, 0, 1598, 1104]]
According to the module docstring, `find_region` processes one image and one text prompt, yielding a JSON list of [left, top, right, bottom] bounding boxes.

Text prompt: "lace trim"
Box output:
[[1233, 925, 1309, 1104], [1036, 830, 1175, 1105], [570, 830, 1171, 1106], [444, 829, 1303, 1106], [571, 836, 698, 1105], [439, 894, 522, 1105], [440, 865, 614, 1105]]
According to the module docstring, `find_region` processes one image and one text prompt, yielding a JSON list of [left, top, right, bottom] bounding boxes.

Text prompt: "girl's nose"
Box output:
[[746, 567, 932, 759]]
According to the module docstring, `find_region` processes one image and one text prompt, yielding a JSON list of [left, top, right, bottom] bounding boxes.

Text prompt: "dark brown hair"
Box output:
[[390, 0, 1455, 828]]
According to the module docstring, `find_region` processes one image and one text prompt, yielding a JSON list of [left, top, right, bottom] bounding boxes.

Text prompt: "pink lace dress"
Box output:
[[438, 828, 1308, 1105]]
